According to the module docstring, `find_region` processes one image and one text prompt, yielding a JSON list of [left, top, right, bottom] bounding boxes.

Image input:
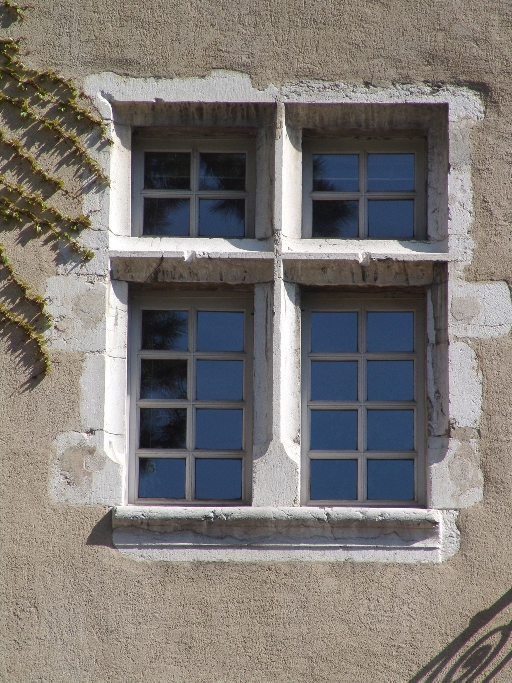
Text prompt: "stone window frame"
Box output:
[[48, 73, 495, 562]]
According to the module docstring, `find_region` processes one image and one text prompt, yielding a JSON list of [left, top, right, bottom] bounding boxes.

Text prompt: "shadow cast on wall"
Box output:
[[410, 588, 512, 682]]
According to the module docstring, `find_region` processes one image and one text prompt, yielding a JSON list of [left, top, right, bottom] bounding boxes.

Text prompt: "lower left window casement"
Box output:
[[129, 291, 253, 504]]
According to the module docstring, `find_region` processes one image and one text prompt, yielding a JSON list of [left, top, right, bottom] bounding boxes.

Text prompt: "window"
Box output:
[[132, 137, 256, 238], [301, 293, 426, 506], [129, 292, 253, 504], [302, 138, 426, 239]]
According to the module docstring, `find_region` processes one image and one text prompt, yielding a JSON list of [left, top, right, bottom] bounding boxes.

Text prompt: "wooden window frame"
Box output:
[[301, 292, 426, 507], [132, 137, 257, 238], [129, 290, 254, 505], [302, 138, 427, 239]]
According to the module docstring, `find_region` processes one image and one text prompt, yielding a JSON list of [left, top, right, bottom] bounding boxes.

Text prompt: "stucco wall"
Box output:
[[3, 1, 512, 681]]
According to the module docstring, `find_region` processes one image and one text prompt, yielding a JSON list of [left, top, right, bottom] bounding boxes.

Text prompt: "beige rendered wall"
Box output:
[[2, 1, 512, 681]]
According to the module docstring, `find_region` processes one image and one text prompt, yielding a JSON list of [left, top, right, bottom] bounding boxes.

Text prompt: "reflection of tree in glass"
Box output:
[[199, 153, 245, 190], [139, 408, 187, 449], [144, 152, 190, 190], [312, 200, 358, 238], [140, 359, 187, 399], [139, 457, 156, 475], [209, 198, 245, 223], [312, 156, 337, 192], [143, 198, 190, 236], [142, 310, 188, 350]]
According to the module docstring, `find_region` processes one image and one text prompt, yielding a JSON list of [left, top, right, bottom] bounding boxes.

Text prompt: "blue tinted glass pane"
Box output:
[[198, 199, 245, 237], [367, 200, 414, 238], [367, 154, 415, 191], [310, 459, 358, 500], [367, 312, 414, 352], [196, 360, 243, 400], [196, 409, 243, 450], [143, 198, 190, 236], [195, 458, 242, 500], [367, 361, 414, 401], [313, 154, 359, 192], [367, 459, 414, 500], [138, 458, 186, 498], [197, 311, 244, 351], [312, 200, 359, 238], [142, 310, 188, 350], [140, 359, 187, 399], [311, 361, 358, 401], [144, 152, 190, 190], [311, 312, 358, 352], [199, 153, 245, 191], [139, 408, 187, 449], [310, 410, 358, 450], [367, 410, 414, 451]]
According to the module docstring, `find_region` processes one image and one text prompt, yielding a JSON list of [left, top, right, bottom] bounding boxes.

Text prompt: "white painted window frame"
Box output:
[[132, 137, 257, 238], [129, 290, 254, 505], [302, 138, 426, 239], [301, 292, 426, 506]]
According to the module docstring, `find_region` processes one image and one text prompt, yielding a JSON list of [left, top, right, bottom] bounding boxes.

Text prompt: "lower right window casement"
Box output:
[[301, 293, 426, 507]]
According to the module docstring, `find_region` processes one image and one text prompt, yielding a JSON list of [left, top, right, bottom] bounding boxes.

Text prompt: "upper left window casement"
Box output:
[[132, 137, 256, 238]]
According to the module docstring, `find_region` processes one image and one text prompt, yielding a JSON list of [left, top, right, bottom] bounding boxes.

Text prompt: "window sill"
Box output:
[[112, 506, 459, 563]]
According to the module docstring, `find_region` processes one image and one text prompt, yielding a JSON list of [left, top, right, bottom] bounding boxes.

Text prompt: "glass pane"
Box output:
[[144, 152, 190, 190], [143, 198, 190, 236], [197, 311, 244, 351], [195, 458, 242, 500], [139, 408, 187, 449], [198, 199, 245, 237], [312, 154, 359, 192], [311, 361, 358, 401], [366, 410, 414, 451], [141, 310, 188, 350], [367, 361, 414, 401], [367, 312, 414, 352], [311, 312, 358, 352], [196, 360, 243, 400], [367, 200, 414, 239], [140, 359, 187, 399], [310, 410, 358, 450], [367, 459, 414, 500], [138, 458, 186, 498], [199, 153, 246, 190], [367, 153, 415, 191], [312, 200, 358, 238], [195, 409, 243, 450], [310, 459, 358, 500]]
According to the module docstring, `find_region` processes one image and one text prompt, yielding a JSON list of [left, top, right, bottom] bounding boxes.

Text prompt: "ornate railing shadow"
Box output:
[[410, 588, 512, 682]]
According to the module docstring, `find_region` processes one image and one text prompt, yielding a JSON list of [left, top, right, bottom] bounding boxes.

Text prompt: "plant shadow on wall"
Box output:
[[0, 1, 110, 381], [409, 587, 512, 682]]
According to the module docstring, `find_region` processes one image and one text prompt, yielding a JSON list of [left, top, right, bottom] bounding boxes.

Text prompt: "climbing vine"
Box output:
[[0, 2, 111, 375]]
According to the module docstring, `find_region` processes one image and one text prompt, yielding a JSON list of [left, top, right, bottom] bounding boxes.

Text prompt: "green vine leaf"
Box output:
[[0, 26, 110, 375]]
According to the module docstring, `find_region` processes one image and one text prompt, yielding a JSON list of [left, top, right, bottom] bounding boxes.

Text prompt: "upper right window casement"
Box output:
[[302, 138, 426, 239]]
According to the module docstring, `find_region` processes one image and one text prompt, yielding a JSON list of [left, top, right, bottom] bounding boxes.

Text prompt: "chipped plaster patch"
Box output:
[[450, 281, 512, 338], [51, 431, 121, 505], [449, 341, 483, 430]]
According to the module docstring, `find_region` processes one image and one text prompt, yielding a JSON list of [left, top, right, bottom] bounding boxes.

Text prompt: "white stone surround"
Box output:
[[44, 71, 511, 562]]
